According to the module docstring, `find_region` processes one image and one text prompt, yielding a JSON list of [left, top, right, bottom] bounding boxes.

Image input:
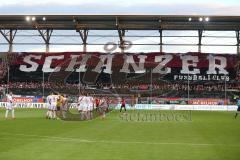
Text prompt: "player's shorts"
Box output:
[[86, 106, 91, 112], [121, 104, 126, 108], [99, 104, 107, 113], [50, 102, 57, 110], [82, 105, 88, 112], [237, 106, 240, 112], [78, 105, 83, 111], [6, 102, 14, 110], [57, 106, 61, 111], [89, 105, 94, 111], [62, 105, 68, 111], [47, 103, 51, 110], [78, 104, 88, 111]]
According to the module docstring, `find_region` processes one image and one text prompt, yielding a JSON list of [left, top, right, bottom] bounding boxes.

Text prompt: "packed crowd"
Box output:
[[0, 81, 240, 92], [0, 82, 79, 89], [97, 82, 240, 92]]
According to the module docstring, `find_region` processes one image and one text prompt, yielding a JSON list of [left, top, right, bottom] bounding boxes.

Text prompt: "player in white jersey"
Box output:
[[83, 95, 90, 120], [78, 93, 85, 120], [5, 92, 15, 119], [46, 93, 53, 119], [61, 94, 69, 119], [87, 95, 94, 120], [50, 93, 59, 119], [85, 95, 90, 120]]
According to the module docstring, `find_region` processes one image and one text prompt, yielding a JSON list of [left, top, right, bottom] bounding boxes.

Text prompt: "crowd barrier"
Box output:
[[0, 102, 47, 108], [134, 104, 238, 111], [0, 102, 237, 111]]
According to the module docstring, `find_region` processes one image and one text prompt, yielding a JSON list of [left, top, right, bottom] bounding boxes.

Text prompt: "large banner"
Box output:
[[1, 52, 239, 82]]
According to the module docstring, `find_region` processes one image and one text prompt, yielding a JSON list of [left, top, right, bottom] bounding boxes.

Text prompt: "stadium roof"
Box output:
[[0, 15, 240, 30]]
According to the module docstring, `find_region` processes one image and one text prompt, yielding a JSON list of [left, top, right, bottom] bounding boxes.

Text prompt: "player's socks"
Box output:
[[53, 111, 56, 119], [235, 113, 238, 119], [48, 111, 51, 118], [5, 110, 9, 119], [49, 111, 53, 119], [51, 111, 55, 119], [12, 109, 15, 119]]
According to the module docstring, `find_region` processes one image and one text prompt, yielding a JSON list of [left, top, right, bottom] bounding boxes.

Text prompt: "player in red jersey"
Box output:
[[95, 97, 100, 112], [120, 97, 126, 112]]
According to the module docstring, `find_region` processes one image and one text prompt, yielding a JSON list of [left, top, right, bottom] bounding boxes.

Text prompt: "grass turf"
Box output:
[[0, 109, 240, 160]]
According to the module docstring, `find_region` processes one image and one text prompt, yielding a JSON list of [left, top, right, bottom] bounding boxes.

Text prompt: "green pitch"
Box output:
[[0, 109, 240, 160]]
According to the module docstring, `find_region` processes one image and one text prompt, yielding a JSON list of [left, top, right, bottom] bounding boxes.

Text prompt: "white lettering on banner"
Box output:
[[14, 53, 236, 81], [92, 55, 114, 74], [153, 55, 173, 74], [13, 97, 34, 103], [180, 55, 200, 74], [207, 55, 228, 74], [65, 54, 91, 72], [0, 102, 46, 108], [173, 74, 229, 81], [19, 55, 42, 72], [65, 55, 80, 71], [75, 54, 91, 72], [42, 55, 64, 72], [120, 55, 147, 73], [134, 104, 237, 111]]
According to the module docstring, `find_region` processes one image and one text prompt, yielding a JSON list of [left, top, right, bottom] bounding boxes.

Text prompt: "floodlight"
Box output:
[[25, 16, 30, 21]]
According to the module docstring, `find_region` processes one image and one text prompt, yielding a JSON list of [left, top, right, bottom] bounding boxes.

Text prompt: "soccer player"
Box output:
[[234, 97, 240, 119], [120, 97, 126, 112], [46, 93, 52, 119], [61, 94, 69, 119], [88, 94, 94, 120], [5, 92, 15, 119], [78, 93, 85, 120], [56, 93, 64, 118], [99, 97, 108, 119], [95, 97, 100, 112], [51, 93, 58, 119]]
